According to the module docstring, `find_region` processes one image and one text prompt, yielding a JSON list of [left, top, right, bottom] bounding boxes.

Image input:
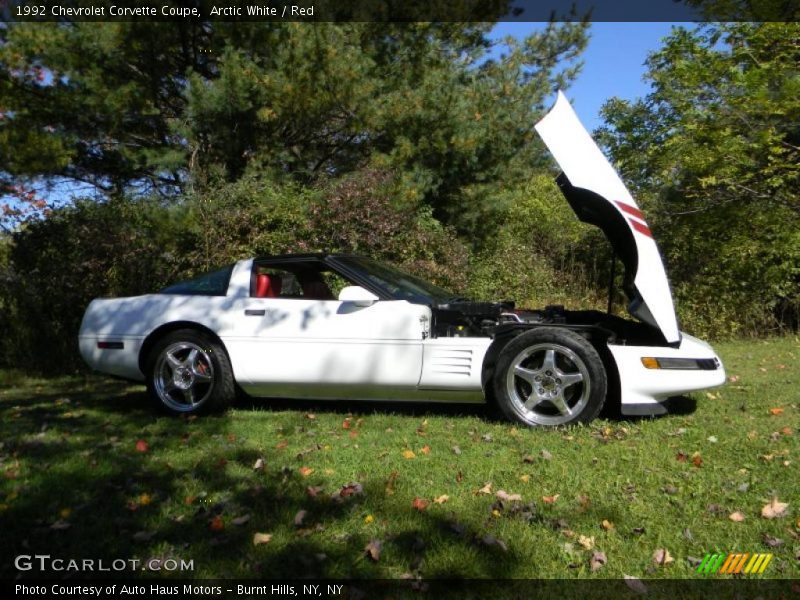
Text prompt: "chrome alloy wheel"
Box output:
[[153, 342, 215, 412], [505, 342, 591, 426]]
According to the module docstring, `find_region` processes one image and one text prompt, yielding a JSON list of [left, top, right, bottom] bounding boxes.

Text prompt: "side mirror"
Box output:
[[338, 286, 379, 307]]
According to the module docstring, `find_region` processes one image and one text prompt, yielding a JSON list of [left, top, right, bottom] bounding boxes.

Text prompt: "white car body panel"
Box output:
[[79, 92, 726, 419], [610, 334, 726, 415], [535, 91, 681, 344]]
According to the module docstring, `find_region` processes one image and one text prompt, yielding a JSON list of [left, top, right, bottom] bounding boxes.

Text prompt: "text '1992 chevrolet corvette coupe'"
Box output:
[[79, 92, 725, 426]]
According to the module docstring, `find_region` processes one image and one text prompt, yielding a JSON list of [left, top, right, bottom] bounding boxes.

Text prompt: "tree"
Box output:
[[599, 23, 800, 335], [1, 20, 589, 236]]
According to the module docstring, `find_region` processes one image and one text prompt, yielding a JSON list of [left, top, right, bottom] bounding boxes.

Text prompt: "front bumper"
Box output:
[[607, 333, 726, 416]]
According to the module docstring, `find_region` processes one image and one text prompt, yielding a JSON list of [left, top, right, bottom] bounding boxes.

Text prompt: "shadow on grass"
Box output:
[[0, 379, 529, 580]]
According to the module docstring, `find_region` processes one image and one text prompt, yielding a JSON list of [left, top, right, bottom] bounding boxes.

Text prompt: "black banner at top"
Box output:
[[3, 0, 799, 23]]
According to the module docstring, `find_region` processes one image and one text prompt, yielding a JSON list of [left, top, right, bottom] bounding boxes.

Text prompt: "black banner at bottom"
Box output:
[[3, 578, 799, 600]]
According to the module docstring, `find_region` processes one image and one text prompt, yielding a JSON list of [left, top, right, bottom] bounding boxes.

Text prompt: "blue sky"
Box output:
[[490, 22, 685, 131]]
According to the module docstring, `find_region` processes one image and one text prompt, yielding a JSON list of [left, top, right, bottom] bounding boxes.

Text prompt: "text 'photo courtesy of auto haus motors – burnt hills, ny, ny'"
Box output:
[[79, 91, 726, 427]]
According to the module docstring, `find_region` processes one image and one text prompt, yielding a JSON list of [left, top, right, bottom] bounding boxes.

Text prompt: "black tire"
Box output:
[[491, 328, 606, 427], [145, 329, 235, 416]]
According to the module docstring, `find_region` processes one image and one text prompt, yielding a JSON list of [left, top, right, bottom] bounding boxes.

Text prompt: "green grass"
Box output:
[[0, 338, 798, 580]]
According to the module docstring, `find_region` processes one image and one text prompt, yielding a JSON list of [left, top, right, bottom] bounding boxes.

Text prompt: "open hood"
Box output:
[[534, 91, 680, 345]]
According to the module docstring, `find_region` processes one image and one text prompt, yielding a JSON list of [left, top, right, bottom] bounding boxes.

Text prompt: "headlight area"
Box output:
[[641, 356, 721, 370]]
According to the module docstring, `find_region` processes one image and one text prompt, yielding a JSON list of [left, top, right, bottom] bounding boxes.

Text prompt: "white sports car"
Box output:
[[79, 92, 725, 426]]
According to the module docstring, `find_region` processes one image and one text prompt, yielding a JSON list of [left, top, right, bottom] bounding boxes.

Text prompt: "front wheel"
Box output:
[[145, 329, 235, 415], [492, 328, 607, 426]]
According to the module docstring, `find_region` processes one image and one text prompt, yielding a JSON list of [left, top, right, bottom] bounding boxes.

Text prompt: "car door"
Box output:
[[223, 259, 429, 396]]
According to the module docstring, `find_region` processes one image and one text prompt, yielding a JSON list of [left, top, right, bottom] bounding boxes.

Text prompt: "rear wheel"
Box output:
[[146, 329, 234, 415], [492, 328, 606, 426]]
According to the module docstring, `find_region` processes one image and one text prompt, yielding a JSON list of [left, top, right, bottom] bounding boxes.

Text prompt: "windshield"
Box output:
[[336, 256, 457, 304]]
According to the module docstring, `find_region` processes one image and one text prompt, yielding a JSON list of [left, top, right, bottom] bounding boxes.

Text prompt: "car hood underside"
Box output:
[[535, 91, 681, 345]]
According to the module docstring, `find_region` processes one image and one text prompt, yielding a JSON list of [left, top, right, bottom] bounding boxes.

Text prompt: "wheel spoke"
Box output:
[[182, 386, 196, 406], [541, 349, 557, 373], [165, 351, 182, 370], [549, 391, 573, 416], [186, 348, 199, 367], [514, 365, 538, 384], [524, 394, 547, 410], [193, 370, 212, 382], [162, 379, 176, 393], [559, 371, 583, 388]]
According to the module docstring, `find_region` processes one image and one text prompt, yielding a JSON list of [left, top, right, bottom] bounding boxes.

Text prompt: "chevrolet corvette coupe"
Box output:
[[79, 92, 725, 426]]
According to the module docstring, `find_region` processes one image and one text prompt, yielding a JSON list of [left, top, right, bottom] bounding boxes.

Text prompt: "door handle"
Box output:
[[244, 309, 266, 316]]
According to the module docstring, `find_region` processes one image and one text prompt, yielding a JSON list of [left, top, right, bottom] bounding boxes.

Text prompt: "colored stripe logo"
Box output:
[[696, 552, 773, 575], [614, 200, 654, 239]]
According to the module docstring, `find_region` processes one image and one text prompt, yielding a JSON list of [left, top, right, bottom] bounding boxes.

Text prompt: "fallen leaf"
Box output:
[[420, 445, 431, 455], [522, 454, 535, 464], [729, 511, 746, 522], [519, 474, 530, 483], [769, 407, 785, 416], [481, 433, 493, 443], [578, 535, 595, 550], [298, 466, 314, 478], [781, 426, 793, 436], [691, 452, 703, 467], [433, 494, 449, 504], [652, 548, 674, 566], [762, 533, 784, 548], [305, 413, 316, 420], [342, 418, 352, 429], [542, 494, 560, 504], [306, 485, 324, 498], [479, 534, 508, 552], [590, 551, 607, 572], [601, 519, 615, 531], [707, 435, 718, 443], [412, 497, 429, 511], [253, 458, 265, 471], [275, 440, 288, 450], [402, 450, 416, 460], [209, 515, 224, 531], [132, 531, 154, 542], [385, 471, 398, 496], [492, 509, 501, 518], [364, 539, 382, 561], [737, 483, 750, 493], [452, 445, 461, 455], [294, 509, 308, 526], [675, 451, 688, 462], [50, 519, 71, 530], [336, 482, 364, 498], [624, 575, 648, 594], [363, 515, 374, 524], [477, 483, 493, 495], [540, 449, 553, 460], [138, 494, 152, 506], [253, 532, 272, 546], [761, 498, 789, 519], [135, 439, 149, 453], [728, 375, 740, 383], [232, 514, 251, 526], [496, 490, 522, 502]]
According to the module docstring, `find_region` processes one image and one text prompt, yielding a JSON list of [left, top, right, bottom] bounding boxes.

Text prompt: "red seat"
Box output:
[[255, 273, 282, 298]]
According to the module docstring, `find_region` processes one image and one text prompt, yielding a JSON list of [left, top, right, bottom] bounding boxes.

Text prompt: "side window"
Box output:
[[320, 271, 350, 298], [161, 265, 233, 296], [251, 264, 343, 300]]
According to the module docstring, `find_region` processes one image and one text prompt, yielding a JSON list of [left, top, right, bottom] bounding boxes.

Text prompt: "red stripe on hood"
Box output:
[[629, 218, 653, 239], [615, 200, 646, 221]]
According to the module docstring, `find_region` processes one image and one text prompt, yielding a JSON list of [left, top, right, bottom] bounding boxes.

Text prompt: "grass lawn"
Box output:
[[0, 337, 798, 581]]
